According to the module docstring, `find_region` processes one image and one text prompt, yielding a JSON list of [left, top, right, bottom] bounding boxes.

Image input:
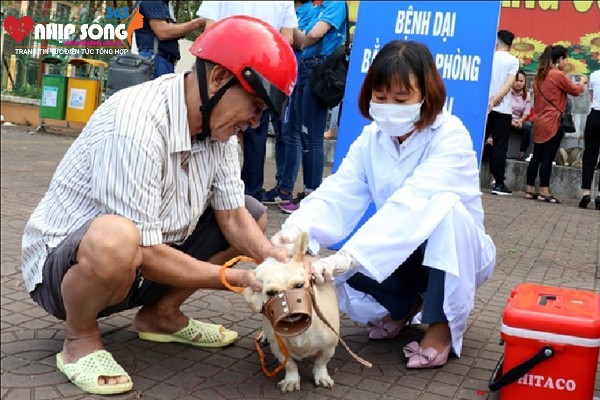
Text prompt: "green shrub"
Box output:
[[2, 84, 42, 100]]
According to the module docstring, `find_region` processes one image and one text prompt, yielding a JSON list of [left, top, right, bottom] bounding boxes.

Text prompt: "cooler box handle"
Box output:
[[488, 345, 554, 392]]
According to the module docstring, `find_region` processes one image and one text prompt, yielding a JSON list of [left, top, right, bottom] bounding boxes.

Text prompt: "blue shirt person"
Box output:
[[276, 0, 347, 213], [135, 0, 204, 77], [301, 1, 346, 58]]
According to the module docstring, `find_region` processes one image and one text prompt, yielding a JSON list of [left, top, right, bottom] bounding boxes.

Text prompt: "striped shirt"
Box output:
[[22, 73, 245, 293]]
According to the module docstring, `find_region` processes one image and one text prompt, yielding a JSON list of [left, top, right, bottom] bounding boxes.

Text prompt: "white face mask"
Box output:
[[369, 100, 423, 137]]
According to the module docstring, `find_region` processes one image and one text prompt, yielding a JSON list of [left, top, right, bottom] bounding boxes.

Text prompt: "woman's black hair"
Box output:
[[536, 45, 568, 81], [358, 40, 446, 131], [515, 69, 528, 101]]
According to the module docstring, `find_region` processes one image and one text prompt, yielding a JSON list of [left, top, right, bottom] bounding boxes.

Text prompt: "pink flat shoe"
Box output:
[[368, 298, 423, 340], [403, 341, 451, 369], [367, 320, 404, 340]]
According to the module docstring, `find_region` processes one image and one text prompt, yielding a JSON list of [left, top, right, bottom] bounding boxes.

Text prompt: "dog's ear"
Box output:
[[243, 287, 263, 313], [292, 231, 309, 263]]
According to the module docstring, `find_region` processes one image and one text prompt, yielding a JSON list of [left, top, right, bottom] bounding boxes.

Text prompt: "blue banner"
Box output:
[[330, 1, 500, 249]]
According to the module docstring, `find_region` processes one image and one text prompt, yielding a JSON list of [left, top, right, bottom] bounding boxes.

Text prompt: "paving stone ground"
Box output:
[[1, 125, 599, 400]]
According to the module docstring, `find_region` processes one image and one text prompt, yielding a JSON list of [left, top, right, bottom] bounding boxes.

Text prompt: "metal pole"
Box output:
[[37, 1, 53, 88], [1, 10, 5, 77]]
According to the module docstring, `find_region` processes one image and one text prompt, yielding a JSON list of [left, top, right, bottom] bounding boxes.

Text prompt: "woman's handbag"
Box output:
[[309, 2, 350, 108], [558, 111, 576, 133], [536, 82, 576, 133]]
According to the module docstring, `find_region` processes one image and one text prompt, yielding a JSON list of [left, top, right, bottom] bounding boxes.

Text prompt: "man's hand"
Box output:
[[192, 17, 207, 30], [263, 246, 290, 264], [271, 225, 303, 253], [238, 269, 262, 292], [311, 251, 358, 284], [488, 95, 503, 113]]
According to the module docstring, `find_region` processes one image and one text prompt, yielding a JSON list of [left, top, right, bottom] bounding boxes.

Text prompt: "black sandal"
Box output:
[[538, 194, 561, 204], [525, 191, 539, 200], [579, 195, 591, 209]]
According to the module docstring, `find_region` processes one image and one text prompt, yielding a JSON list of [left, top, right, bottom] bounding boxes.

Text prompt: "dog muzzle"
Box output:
[[262, 288, 312, 337]]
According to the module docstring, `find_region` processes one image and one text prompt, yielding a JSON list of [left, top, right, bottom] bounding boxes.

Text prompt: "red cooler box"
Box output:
[[490, 283, 600, 399]]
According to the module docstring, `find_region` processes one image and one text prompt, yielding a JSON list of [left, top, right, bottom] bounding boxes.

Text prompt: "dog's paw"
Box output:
[[278, 377, 301, 392], [314, 373, 334, 389]]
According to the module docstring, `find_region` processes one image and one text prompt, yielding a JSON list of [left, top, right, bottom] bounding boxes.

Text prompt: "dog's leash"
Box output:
[[219, 255, 257, 293], [220, 256, 291, 378], [309, 282, 373, 368]]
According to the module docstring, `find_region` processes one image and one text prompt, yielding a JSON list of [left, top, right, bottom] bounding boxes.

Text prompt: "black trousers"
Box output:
[[581, 109, 600, 191], [526, 130, 564, 187], [346, 246, 447, 324], [241, 111, 270, 199], [485, 111, 512, 185], [513, 121, 534, 154]]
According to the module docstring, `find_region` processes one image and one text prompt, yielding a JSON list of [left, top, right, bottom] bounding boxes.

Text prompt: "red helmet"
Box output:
[[190, 15, 297, 118]]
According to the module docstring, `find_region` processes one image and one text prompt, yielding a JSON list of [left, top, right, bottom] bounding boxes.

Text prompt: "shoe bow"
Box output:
[[402, 341, 438, 364]]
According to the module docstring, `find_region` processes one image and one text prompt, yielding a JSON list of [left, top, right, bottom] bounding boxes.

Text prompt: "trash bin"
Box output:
[[39, 56, 68, 120], [65, 58, 107, 123]]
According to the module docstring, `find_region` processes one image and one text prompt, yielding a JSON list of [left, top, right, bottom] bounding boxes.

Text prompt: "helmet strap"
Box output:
[[195, 59, 239, 141]]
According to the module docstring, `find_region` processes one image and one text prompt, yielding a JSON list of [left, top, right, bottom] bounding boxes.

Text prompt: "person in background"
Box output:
[[197, 1, 298, 202], [278, 0, 347, 213], [510, 70, 532, 161], [271, 40, 496, 369], [135, 0, 204, 77], [525, 45, 587, 203], [579, 68, 600, 210], [484, 30, 519, 196], [519, 107, 536, 161], [262, 0, 317, 204], [324, 104, 340, 139], [21, 17, 296, 395]]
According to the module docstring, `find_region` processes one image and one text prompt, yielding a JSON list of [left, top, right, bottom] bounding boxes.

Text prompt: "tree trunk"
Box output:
[[174, 0, 180, 21], [36, 0, 53, 87], [89, 0, 96, 17]]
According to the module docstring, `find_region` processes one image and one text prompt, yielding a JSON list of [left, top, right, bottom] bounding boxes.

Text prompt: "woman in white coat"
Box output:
[[271, 40, 496, 369]]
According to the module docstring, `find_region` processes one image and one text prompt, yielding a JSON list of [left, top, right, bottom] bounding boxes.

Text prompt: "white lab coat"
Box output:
[[283, 111, 496, 357]]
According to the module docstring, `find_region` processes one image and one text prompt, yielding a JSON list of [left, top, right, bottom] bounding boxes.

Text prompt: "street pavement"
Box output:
[[1, 124, 599, 400]]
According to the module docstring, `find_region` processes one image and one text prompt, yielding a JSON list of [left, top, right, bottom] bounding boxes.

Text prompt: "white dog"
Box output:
[[243, 233, 339, 392]]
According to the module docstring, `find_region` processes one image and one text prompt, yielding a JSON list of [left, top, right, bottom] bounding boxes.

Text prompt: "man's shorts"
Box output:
[[30, 196, 267, 321]]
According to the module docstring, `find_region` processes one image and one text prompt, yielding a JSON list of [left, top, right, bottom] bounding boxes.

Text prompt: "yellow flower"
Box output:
[[563, 58, 589, 75], [579, 32, 600, 53], [510, 37, 546, 62], [553, 40, 571, 48]]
